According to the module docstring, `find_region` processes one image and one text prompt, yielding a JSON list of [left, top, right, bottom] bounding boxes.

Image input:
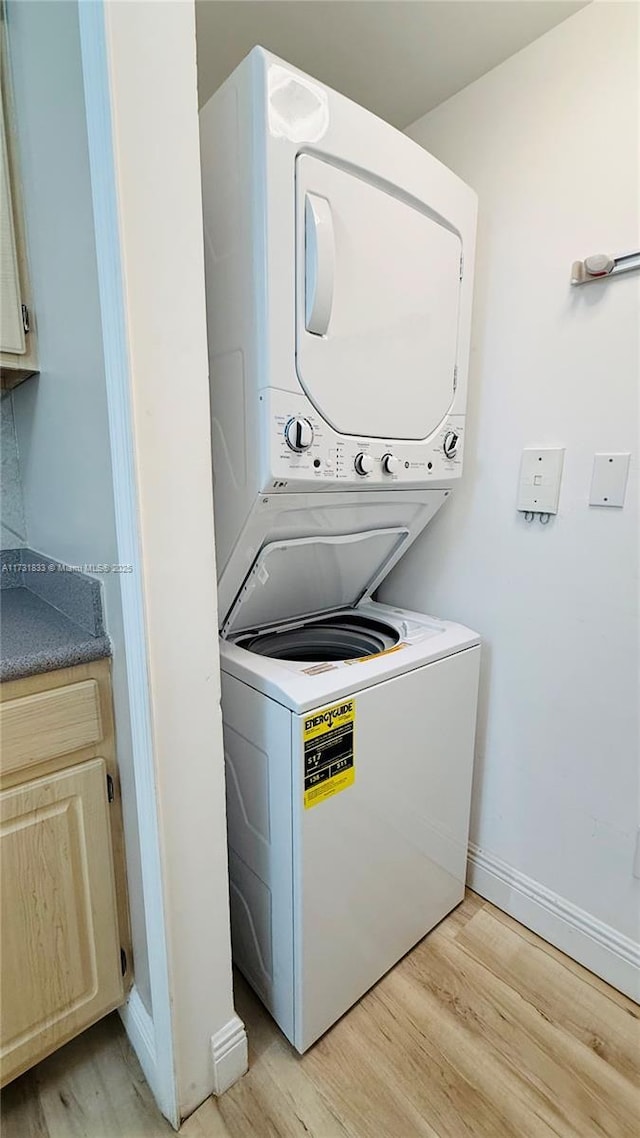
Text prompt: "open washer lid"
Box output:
[[221, 527, 409, 638]]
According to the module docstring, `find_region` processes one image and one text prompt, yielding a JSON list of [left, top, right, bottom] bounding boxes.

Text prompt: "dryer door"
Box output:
[[296, 154, 462, 441]]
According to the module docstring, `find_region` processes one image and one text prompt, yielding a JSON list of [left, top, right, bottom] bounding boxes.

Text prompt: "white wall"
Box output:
[[382, 1, 639, 996], [6, 0, 151, 1009], [84, 0, 245, 1120]]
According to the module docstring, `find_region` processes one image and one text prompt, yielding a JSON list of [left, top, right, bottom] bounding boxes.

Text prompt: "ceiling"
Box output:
[[195, 1, 588, 128]]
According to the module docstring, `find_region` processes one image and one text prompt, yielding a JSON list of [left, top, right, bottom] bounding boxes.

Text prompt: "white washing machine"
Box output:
[[199, 48, 480, 1051], [219, 538, 480, 1052]]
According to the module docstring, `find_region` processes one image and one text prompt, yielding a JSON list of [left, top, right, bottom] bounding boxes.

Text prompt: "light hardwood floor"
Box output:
[[2, 892, 639, 1137]]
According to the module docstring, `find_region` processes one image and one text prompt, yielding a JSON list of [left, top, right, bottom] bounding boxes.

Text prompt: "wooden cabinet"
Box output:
[[1, 760, 124, 1081], [0, 15, 38, 388], [0, 661, 131, 1086]]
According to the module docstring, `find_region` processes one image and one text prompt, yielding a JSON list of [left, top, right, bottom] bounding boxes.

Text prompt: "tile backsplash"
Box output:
[[1, 394, 27, 549]]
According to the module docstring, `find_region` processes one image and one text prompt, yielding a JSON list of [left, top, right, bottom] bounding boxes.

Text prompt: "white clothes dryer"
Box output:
[[199, 47, 478, 595]]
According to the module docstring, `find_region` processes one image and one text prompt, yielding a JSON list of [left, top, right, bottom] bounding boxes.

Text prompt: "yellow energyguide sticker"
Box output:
[[303, 699, 355, 809]]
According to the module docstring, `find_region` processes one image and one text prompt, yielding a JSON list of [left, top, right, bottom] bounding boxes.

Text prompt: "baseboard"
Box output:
[[119, 985, 173, 1118], [210, 1015, 248, 1095], [467, 843, 640, 1003]]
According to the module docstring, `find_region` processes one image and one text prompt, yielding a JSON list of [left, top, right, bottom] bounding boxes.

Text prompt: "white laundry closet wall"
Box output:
[[380, 1, 639, 996]]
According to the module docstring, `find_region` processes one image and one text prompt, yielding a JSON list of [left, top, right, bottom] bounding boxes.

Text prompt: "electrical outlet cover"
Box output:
[[589, 453, 630, 508]]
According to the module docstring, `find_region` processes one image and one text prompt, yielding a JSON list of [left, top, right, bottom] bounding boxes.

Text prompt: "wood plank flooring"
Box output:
[[2, 892, 638, 1138]]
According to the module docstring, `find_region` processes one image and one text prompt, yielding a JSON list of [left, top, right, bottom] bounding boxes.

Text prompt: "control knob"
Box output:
[[382, 453, 401, 475], [285, 417, 314, 452], [443, 431, 459, 459], [354, 452, 374, 476]]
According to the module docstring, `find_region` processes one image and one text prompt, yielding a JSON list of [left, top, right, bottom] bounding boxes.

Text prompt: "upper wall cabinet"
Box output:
[[1, 17, 37, 389]]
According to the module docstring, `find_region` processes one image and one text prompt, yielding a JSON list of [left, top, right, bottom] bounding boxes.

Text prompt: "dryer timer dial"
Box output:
[[443, 431, 459, 459], [285, 417, 314, 452]]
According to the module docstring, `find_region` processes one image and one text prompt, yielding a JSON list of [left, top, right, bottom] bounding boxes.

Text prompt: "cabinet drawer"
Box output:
[[0, 680, 102, 777]]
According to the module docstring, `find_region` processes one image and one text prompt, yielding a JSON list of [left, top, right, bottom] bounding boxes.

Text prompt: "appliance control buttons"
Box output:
[[443, 431, 459, 459], [382, 453, 401, 475], [285, 417, 314, 452], [354, 452, 374, 476]]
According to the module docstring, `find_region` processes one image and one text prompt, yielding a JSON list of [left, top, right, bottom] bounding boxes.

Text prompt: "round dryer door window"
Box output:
[[296, 154, 462, 441], [236, 612, 399, 662]]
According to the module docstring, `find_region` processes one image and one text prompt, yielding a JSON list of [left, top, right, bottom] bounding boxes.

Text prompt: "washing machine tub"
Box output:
[[234, 610, 400, 661]]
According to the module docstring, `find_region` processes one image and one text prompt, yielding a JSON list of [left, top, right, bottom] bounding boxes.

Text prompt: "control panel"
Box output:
[[263, 390, 464, 491]]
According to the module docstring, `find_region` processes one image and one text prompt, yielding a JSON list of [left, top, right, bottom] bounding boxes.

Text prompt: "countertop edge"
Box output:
[[0, 635, 112, 684]]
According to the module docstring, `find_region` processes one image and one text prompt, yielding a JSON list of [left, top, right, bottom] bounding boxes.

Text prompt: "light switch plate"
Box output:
[[589, 453, 630, 507], [517, 448, 565, 514]]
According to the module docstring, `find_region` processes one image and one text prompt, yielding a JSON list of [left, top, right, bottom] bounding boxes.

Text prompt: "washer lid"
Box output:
[[222, 527, 409, 637]]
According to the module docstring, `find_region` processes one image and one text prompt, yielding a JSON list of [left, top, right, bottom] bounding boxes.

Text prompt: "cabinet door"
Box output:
[[0, 21, 37, 387], [1, 758, 124, 1085], [0, 103, 24, 356]]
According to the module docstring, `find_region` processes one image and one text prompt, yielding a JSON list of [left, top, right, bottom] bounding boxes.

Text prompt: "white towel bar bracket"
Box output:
[[571, 250, 640, 286]]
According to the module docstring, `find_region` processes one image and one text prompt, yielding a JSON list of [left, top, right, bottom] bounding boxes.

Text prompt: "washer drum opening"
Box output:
[[236, 613, 400, 662]]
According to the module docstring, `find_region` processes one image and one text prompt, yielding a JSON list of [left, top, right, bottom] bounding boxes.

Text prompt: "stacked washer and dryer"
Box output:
[[199, 48, 480, 1053]]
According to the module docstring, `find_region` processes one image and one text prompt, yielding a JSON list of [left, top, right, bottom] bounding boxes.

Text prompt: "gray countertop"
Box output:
[[1, 549, 111, 682]]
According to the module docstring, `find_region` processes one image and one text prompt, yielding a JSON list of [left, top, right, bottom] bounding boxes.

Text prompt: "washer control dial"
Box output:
[[285, 417, 314, 452], [354, 452, 374, 476], [443, 431, 459, 459], [382, 453, 401, 475]]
